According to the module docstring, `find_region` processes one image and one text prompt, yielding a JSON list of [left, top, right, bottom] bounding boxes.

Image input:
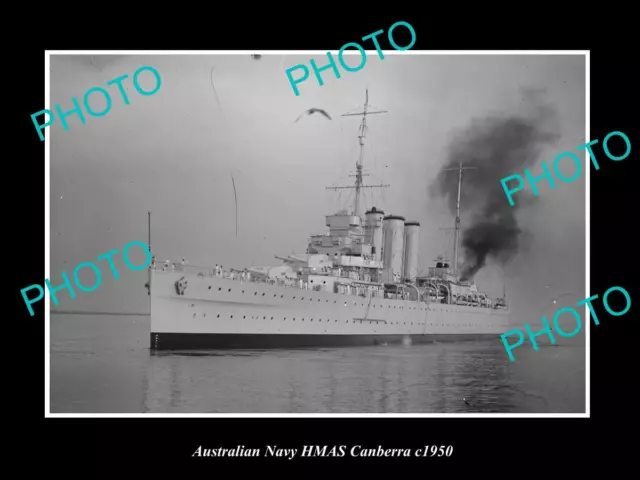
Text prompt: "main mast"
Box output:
[[327, 89, 390, 218], [443, 162, 476, 276]]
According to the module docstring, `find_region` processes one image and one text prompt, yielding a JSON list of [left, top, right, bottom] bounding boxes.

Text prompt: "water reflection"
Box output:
[[139, 338, 581, 413], [50, 315, 584, 413], [377, 360, 391, 412], [169, 357, 180, 410], [287, 378, 301, 412]]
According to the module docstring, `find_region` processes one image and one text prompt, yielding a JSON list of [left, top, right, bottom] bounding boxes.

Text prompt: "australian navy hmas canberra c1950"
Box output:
[[147, 90, 510, 350]]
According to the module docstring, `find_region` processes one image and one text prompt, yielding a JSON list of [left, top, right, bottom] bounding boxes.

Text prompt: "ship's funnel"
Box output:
[[382, 215, 405, 283], [365, 207, 385, 262], [403, 221, 420, 283]]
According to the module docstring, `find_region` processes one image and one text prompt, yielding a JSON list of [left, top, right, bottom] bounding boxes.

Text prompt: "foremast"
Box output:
[[326, 89, 390, 218]]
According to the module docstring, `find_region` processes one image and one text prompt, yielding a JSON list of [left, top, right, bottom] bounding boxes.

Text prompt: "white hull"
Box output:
[[149, 269, 510, 349]]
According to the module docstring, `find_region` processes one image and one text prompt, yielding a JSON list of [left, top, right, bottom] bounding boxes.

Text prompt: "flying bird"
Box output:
[[294, 108, 332, 122]]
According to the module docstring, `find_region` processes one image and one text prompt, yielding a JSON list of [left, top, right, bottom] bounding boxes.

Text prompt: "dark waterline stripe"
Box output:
[[150, 332, 500, 350]]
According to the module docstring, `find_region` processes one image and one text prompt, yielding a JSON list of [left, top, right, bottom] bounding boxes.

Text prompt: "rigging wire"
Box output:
[[210, 66, 223, 112], [231, 173, 238, 237], [209, 65, 235, 234]]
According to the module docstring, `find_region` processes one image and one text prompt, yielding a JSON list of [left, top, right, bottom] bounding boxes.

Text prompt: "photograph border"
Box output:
[[44, 50, 590, 418]]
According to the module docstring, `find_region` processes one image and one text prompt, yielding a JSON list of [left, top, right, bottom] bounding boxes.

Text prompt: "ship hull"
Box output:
[[150, 270, 510, 350]]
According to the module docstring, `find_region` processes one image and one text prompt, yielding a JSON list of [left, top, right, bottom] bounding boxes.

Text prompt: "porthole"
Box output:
[[301, 297, 304, 300], [242, 290, 245, 294], [270, 316, 273, 320], [228, 289, 231, 292], [218, 287, 222, 291], [273, 294, 276, 297], [208, 286, 212, 290], [230, 315, 233, 319], [263, 316, 266, 320], [262, 293, 265, 296], [254, 292, 257, 296], [243, 316, 246, 319], [217, 314, 220, 318]]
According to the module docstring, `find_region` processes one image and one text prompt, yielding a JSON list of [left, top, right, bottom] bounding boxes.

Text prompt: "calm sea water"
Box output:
[[50, 314, 586, 414]]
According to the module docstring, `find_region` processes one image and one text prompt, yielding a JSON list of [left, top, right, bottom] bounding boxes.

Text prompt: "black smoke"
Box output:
[[429, 90, 559, 281]]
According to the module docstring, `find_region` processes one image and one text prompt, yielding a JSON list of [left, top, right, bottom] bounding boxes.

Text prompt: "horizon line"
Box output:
[[51, 310, 148, 316]]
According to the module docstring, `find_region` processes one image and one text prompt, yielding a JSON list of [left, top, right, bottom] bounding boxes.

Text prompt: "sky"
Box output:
[[48, 52, 586, 325]]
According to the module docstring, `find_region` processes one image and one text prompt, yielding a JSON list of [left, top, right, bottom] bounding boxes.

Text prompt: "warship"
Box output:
[[147, 90, 510, 350]]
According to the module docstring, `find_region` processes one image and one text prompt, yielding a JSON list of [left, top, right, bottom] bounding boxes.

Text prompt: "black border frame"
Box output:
[[13, 13, 636, 473]]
